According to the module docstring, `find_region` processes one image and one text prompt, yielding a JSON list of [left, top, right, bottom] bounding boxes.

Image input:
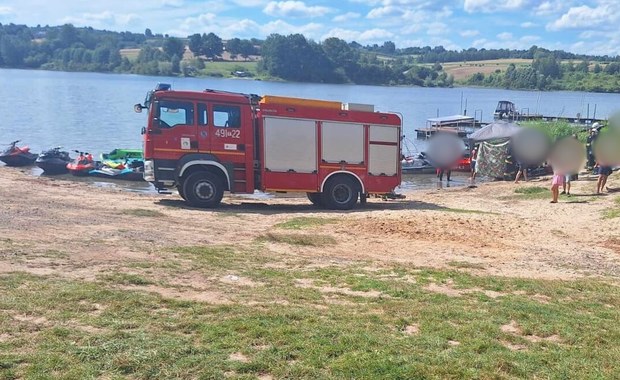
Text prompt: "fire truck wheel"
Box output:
[[322, 176, 359, 210], [176, 185, 187, 201], [306, 192, 323, 207], [183, 171, 224, 208]]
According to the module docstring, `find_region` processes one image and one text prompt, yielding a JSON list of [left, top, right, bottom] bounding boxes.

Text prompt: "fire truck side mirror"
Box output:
[[134, 104, 143, 113]]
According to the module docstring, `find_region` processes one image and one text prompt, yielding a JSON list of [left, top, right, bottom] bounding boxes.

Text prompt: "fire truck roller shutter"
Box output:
[[264, 117, 317, 173], [368, 125, 399, 176], [321, 122, 364, 164]]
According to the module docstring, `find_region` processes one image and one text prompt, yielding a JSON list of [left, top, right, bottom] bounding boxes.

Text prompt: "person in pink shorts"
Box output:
[[551, 170, 565, 203]]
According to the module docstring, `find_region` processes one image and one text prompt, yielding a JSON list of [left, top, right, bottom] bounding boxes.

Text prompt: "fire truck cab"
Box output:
[[135, 83, 402, 210]]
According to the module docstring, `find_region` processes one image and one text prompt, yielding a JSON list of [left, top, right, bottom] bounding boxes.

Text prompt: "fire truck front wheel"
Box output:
[[306, 192, 323, 207], [183, 171, 224, 208], [322, 176, 360, 210]]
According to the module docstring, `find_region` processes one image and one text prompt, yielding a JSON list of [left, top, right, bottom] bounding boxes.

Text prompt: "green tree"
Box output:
[[0, 35, 27, 66], [202, 32, 223, 60], [171, 54, 181, 73], [226, 38, 242, 55], [188, 33, 202, 56], [162, 37, 185, 59], [58, 24, 78, 48], [145, 28, 153, 38]]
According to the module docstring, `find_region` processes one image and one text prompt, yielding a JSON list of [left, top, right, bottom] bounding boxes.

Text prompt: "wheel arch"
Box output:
[[320, 171, 365, 194], [179, 161, 231, 191]]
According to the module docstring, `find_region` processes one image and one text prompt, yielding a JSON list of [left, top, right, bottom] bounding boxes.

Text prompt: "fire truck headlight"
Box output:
[[143, 160, 155, 182]]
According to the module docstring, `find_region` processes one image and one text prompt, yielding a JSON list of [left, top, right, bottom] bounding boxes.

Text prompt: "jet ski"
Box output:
[[35, 147, 72, 174], [0, 140, 38, 167], [66, 151, 97, 176]]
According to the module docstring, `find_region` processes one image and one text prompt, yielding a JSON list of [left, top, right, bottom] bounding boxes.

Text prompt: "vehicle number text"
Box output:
[[215, 129, 241, 139]]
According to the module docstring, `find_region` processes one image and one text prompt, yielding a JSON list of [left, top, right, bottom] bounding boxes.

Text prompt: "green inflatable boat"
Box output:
[[100, 148, 143, 161]]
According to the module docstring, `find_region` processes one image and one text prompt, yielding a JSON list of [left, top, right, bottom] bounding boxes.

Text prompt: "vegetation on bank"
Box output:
[[2, 241, 620, 379], [523, 121, 589, 142], [2, 23, 620, 91]]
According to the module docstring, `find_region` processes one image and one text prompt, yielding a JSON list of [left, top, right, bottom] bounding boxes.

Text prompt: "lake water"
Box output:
[[2, 68, 620, 191]]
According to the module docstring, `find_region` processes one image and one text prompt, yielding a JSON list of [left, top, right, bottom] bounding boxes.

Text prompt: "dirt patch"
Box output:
[[219, 274, 263, 287], [228, 352, 250, 363], [13, 314, 49, 325], [295, 278, 386, 298], [119, 284, 231, 304], [403, 324, 419, 336], [501, 320, 563, 344], [501, 340, 528, 351], [424, 281, 506, 299]]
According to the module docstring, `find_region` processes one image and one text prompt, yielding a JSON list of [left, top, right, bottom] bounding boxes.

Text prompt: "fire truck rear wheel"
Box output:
[[306, 192, 323, 207], [183, 171, 224, 208], [322, 176, 359, 210]]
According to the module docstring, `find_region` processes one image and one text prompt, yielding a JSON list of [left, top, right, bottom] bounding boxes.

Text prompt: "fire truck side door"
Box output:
[[150, 100, 197, 160], [210, 104, 244, 157]]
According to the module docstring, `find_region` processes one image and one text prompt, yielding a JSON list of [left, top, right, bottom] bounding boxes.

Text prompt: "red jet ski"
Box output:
[[0, 140, 38, 167], [66, 151, 97, 176]]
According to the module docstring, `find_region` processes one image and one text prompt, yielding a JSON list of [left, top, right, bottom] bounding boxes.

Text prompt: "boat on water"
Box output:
[[35, 147, 72, 174], [100, 148, 143, 161], [401, 152, 471, 174], [0, 140, 38, 167]]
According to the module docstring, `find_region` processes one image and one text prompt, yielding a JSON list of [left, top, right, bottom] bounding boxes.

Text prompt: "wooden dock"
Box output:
[[503, 114, 606, 126], [415, 115, 482, 140]]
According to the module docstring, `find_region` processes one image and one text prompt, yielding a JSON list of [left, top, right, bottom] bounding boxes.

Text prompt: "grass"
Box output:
[[275, 217, 337, 230], [2, 258, 620, 379], [512, 186, 550, 200], [260, 232, 337, 247], [120, 208, 165, 218], [98, 273, 154, 286], [447, 261, 486, 269], [198, 61, 259, 78]]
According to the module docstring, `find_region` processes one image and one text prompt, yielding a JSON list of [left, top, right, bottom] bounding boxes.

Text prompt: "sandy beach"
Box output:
[[1, 166, 618, 284]]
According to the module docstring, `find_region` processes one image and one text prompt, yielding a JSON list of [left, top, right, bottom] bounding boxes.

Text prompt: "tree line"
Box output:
[[2, 22, 620, 91], [465, 50, 620, 92]]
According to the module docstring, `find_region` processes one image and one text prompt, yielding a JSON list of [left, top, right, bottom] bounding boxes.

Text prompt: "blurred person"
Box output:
[[596, 163, 613, 194], [514, 161, 528, 183], [470, 146, 478, 181]]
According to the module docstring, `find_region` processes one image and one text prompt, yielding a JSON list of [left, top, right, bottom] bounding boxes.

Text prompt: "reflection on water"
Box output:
[[400, 171, 478, 191]]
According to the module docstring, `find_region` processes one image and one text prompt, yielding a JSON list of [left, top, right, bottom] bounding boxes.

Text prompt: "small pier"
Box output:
[[415, 115, 482, 139]]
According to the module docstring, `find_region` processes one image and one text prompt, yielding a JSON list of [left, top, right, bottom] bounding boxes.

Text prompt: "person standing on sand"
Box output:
[[586, 125, 599, 170], [551, 167, 565, 203], [596, 163, 613, 194], [561, 134, 580, 196], [470, 146, 478, 181], [514, 161, 528, 183]]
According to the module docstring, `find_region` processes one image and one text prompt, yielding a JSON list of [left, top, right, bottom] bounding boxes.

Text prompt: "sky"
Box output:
[[1, 0, 619, 56]]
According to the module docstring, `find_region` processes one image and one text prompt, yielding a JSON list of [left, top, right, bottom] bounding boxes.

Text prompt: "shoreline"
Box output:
[[3, 66, 620, 95]]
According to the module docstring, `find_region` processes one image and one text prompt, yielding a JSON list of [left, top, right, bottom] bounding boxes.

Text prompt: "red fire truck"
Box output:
[[134, 83, 402, 210]]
